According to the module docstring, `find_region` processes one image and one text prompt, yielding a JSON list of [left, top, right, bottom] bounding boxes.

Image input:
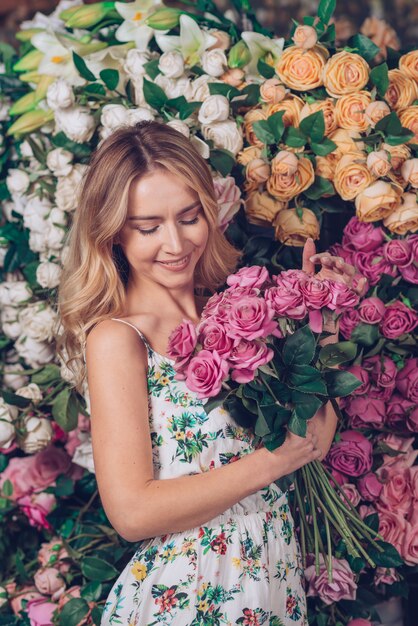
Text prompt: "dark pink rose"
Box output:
[[18, 492, 56, 530], [339, 308, 360, 340], [227, 296, 278, 340], [380, 302, 418, 339], [329, 243, 354, 265], [347, 620, 373, 626], [383, 239, 412, 268], [198, 322, 233, 358], [363, 355, 397, 389], [374, 567, 400, 587], [300, 278, 332, 310], [264, 285, 306, 319], [228, 339, 273, 383], [377, 509, 406, 555], [407, 406, 418, 432], [357, 472, 383, 501], [26, 597, 58, 626], [345, 396, 385, 429], [352, 249, 397, 286], [305, 556, 357, 605], [369, 383, 393, 402], [185, 350, 229, 399], [346, 365, 370, 395], [358, 297, 386, 324], [167, 319, 197, 370], [326, 430, 373, 477], [327, 281, 359, 312], [202, 287, 259, 323], [385, 394, 415, 432], [378, 466, 413, 515], [342, 217, 384, 252], [400, 263, 418, 284], [396, 358, 418, 402], [226, 265, 270, 289]]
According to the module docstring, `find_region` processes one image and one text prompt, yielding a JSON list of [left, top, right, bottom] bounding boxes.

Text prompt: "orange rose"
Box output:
[[335, 91, 372, 132], [399, 51, 418, 83], [273, 207, 320, 246], [260, 78, 287, 104], [292, 25, 318, 49], [237, 145, 262, 166], [385, 69, 418, 111], [382, 142, 411, 171], [315, 155, 336, 181], [329, 128, 365, 156], [265, 94, 304, 128], [360, 17, 400, 63], [399, 106, 418, 144], [334, 152, 374, 200], [383, 193, 418, 234], [275, 45, 328, 91], [323, 51, 369, 97], [365, 101, 391, 127], [243, 109, 268, 146], [300, 98, 337, 136], [366, 150, 391, 177], [271, 150, 299, 175], [266, 157, 315, 201], [355, 180, 403, 222], [244, 191, 287, 225], [401, 159, 418, 187], [246, 158, 271, 183]]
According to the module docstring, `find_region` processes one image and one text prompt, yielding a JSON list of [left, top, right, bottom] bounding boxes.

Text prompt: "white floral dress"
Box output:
[[101, 318, 307, 626]]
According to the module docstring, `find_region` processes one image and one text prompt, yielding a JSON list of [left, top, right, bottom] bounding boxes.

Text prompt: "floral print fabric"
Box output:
[[102, 319, 307, 625]]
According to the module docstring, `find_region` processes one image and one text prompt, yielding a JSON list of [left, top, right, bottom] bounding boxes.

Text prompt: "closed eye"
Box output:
[[135, 213, 201, 236]]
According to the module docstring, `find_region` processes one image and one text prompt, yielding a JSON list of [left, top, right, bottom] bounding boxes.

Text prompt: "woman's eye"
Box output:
[[136, 214, 200, 236]]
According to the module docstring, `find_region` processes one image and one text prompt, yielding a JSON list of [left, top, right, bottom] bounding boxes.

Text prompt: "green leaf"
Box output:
[[204, 389, 233, 415], [318, 0, 336, 24], [324, 370, 362, 397], [348, 34, 379, 63], [363, 513, 379, 532], [283, 325, 316, 367], [304, 175, 334, 200], [179, 100, 201, 120], [99, 69, 119, 91], [385, 130, 414, 145], [300, 111, 325, 143], [52, 388, 79, 432], [208, 82, 241, 100], [350, 322, 379, 347], [2, 479, 13, 497], [252, 119, 276, 144], [292, 391, 323, 420], [143, 77, 167, 110], [283, 126, 307, 148], [255, 407, 272, 436], [369, 541, 404, 567], [267, 110, 285, 142], [209, 148, 235, 176], [262, 429, 286, 452], [143, 59, 160, 80], [32, 364, 61, 385], [1, 389, 31, 408], [310, 137, 337, 156], [59, 598, 90, 626], [375, 111, 402, 135], [257, 58, 275, 79], [51, 131, 91, 158], [54, 475, 75, 497], [81, 582, 103, 602], [319, 341, 357, 367], [370, 63, 389, 98], [81, 556, 119, 582], [84, 82, 106, 97], [72, 52, 96, 81], [288, 413, 307, 436]]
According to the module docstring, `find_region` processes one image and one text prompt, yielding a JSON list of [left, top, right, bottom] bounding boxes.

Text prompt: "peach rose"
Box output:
[[355, 180, 402, 222], [34, 567, 66, 601], [275, 45, 328, 91], [335, 91, 372, 132], [329, 128, 365, 156], [401, 159, 418, 187], [292, 25, 318, 49], [367, 150, 391, 177], [207, 30, 231, 51], [271, 150, 299, 175], [265, 94, 304, 128], [360, 17, 400, 63], [243, 109, 268, 146], [246, 158, 270, 184], [300, 98, 337, 136], [220, 68, 245, 88], [237, 145, 262, 166], [315, 155, 337, 184], [323, 51, 369, 97], [267, 157, 315, 201], [260, 78, 287, 104], [399, 106, 418, 144], [385, 69, 418, 112], [382, 142, 411, 171], [399, 50, 418, 83], [365, 101, 391, 128], [334, 152, 374, 200], [244, 191, 287, 224], [383, 193, 418, 234], [273, 207, 320, 246]]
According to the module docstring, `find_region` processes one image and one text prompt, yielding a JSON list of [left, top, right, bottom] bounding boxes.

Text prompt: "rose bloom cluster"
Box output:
[[167, 265, 359, 398]]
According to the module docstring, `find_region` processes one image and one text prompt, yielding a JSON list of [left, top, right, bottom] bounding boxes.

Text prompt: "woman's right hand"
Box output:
[[267, 425, 322, 480]]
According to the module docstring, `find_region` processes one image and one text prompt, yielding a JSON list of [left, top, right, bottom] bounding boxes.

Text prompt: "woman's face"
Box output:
[[118, 169, 209, 290]]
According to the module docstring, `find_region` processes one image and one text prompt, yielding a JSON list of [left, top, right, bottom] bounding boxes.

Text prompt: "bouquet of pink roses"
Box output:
[[168, 265, 389, 579]]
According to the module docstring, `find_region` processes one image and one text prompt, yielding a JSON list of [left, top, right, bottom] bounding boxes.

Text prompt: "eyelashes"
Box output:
[[136, 214, 201, 236]]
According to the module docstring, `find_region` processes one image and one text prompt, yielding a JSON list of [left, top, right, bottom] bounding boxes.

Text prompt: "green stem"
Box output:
[[294, 472, 315, 551], [302, 466, 320, 575], [293, 475, 307, 568]]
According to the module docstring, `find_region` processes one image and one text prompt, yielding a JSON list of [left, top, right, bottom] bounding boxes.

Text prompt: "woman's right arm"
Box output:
[[86, 321, 320, 543]]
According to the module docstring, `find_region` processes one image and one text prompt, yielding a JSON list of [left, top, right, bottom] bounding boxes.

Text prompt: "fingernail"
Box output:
[[309, 256, 315, 261]]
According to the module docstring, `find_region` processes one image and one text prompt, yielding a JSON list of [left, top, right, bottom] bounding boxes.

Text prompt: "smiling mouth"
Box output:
[[157, 254, 191, 267]]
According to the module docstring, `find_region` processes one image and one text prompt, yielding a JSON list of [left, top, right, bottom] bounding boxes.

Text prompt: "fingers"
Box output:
[[302, 238, 317, 275], [353, 276, 368, 295]]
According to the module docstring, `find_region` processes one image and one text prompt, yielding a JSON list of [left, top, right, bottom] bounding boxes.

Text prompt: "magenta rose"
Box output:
[[396, 358, 418, 402], [352, 249, 397, 286], [385, 393, 415, 432], [358, 297, 386, 324], [326, 430, 373, 477], [185, 350, 229, 399], [327, 281, 359, 312], [226, 265, 269, 290], [363, 355, 397, 390], [264, 284, 306, 319], [329, 243, 354, 265], [18, 492, 56, 530], [400, 262, 418, 284], [305, 556, 357, 605], [228, 339, 274, 384], [344, 396, 385, 429], [347, 620, 373, 626], [198, 322, 233, 358], [26, 598, 58, 626], [342, 217, 384, 252], [383, 239, 412, 268], [339, 308, 360, 340], [167, 319, 197, 370], [346, 365, 370, 395], [300, 278, 332, 310], [357, 472, 383, 501], [407, 406, 418, 432], [380, 302, 418, 339], [227, 296, 278, 340]]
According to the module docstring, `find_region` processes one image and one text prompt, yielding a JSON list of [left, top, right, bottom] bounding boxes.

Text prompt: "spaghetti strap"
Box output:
[[110, 317, 151, 351]]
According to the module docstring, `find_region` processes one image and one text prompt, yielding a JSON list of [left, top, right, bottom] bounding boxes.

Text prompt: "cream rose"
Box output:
[[3, 362, 29, 391], [383, 193, 418, 234], [399, 106, 418, 144], [101, 104, 129, 130], [54, 106, 95, 143], [267, 157, 315, 201], [20, 416, 53, 454], [265, 94, 304, 128], [399, 50, 418, 83], [365, 101, 391, 128], [334, 152, 374, 200], [0, 398, 17, 449], [1, 306, 21, 340], [245, 191, 287, 224], [276, 45, 328, 91], [16, 383, 43, 404], [367, 150, 391, 177], [166, 119, 190, 137], [46, 79, 75, 110], [158, 51, 184, 78], [123, 49, 150, 78], [335, 91, 372, 132], [292, 25, 318, 49], [127, 107, 154, 125], [46, 148, 73, 177], [154, 74, 193, 101], [190, 74, 218, 101], [0, 280, 32, 307], [385, 69, 418, 111], [15, 335, 55, 368], [323, 51, 370, 97], [243, 108, 268, 146], [55, 164, 87, 213], [201, 49, 227, 78], [237, 145, 262, 166], [19, 303, 57, 342], [382, 142, 411, 171], [198, 95, 230, 125], [201, 120, 243, 155], [6, 169, 30, 196], [260, 78, 287, 104], [36, 261, 62, 289], [355, 180, 402, 222], [207, 29, 231, 51], [273, 207, 320, 246], [300, 98, 337, 136]]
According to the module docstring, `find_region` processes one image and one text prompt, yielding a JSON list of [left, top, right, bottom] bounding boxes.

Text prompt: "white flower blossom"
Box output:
[[198, 95, 230, 125], [158, 51, 185, 78], [1, 306, 22, 340], [6, 169, 30, 196], [201, 49, 227, 77], [46, 148, 73, 176], [20, 416, 53, 454], [0, 398, 17, 449], [19, 303, 57, 342], [55, 106, 96, 143], [15, 335, 55, 368], [16, 383, 43, 404], [123, 49, 150, 78], [47, 79, 75, 110], [36, 261, 62, 289], [2, 363, 29, 391], [0, 281, 32, 307], [201, 120, 243, 155]]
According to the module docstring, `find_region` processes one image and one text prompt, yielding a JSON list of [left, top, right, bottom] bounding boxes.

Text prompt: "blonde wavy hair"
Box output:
[[57, 120, 241, 390]]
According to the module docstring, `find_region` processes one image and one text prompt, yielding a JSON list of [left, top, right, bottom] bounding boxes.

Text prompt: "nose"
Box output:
[[162, 222, 184, 255]]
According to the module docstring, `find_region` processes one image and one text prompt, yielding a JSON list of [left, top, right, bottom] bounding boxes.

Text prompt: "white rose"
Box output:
[[1, 306, 22, 340], [6, 169, 30, 196], [166, 120, 190, 137], [19, 303, 57, 342], [46, 148, 73, 176], [190, 74, 218, 101], [45, 224, 66, 251], [127, 107, 155, 125], [100, 104, 130, 130], [198, 95, 230, 125], [48, 207, 67, 227], [158, 51, 185, 78], [0, 102, 9, 122], [29, 231, 47, 254], [2, 201, 20, 222], [20, 416, 53, 454], [202, 120, 243, 155], [154, 74, 193, 100], [0, 397, 17, 449], [23, 196, 52, 233], [47, 79, 75, 110], [190, 135, 210, 159], [123, 49, 150, 78], [3, 363, 29, 391], [0, 244, 7, 268], [55, 106, 95, 143], [0, 281, 32, 306], [36, 261, 62, 289], [15, 335, 55, 368], [20, 140, 33, 158], [201, 49, 227, 77], [72, 434, 95, 472], [55, 164, 86, 212], [16, 383, 43, 404]]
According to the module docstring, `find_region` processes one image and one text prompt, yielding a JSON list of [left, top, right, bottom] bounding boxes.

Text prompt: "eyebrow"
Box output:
[[128, 201, 201, 221]]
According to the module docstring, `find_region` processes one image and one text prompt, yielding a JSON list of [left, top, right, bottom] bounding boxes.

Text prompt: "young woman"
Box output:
[[58, 120, 361, 625]]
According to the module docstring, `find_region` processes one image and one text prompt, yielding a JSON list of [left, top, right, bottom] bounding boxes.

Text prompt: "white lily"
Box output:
[[115, 0, 164, 51], [240, 31, 285, 79], [155, 14, 218, 67], [84, 44, 134, 91]]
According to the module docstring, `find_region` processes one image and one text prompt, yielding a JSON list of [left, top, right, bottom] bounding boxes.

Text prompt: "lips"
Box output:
[[157, 254, 191, 267]]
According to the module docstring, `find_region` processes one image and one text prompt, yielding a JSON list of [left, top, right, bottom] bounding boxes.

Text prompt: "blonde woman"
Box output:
[[58, 121, 358, 625]]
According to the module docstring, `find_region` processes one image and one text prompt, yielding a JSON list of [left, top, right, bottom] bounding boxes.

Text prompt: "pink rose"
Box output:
[[377, 509, 406, 555], [402, 521, 418, 565], [198, 322, 234, 358], [379, 434, 418, 470], [400, 262, 418, 284], [339, 308, 360, 340], [407, 406, 418, 432], [226, 265, 269, 290], [358, 297, 386, 324], [227, 296, 278, 341], [340, 483, 361, 507], [385, 394, 415, 432], [213, 176, 242, 231], [345, 365, 370, 395], [26, 598, 58, 626], [342, 217, 384, 252], [305, 556, 357, 605], [358, 504, 377, 519], [275, 269, 308, 289], [264, 284, 306, 319], [34, 568, 66, 602], [6, 584, 43, 616], [357, 472, 383, 501], [378, 466, 413, 515], [228, 339, 273, 383], [344, 396, 385, 429], [57, 586, 81, 610], [374, 567, 399, 587], [201, 288, 259, 323], [347, 620, 372, 626], [352, 249, 397, 286], [383, 239, 412, 268], [327, 281, 359, 312], [380, 302, 418, 339], [167, 319, 197, 370], [329, 243, 354, 265], [326, 430, 373, 477], [185, 350, 229, 399], [300, 278, 332, 310], [38, 538, 70, 574], [18, 492, 56, 530], [396, 358, 418, 402], [363, 355, 397, 389]]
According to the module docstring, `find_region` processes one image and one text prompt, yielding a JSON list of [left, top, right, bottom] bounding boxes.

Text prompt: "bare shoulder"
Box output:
[[86, 318, 147, 364]]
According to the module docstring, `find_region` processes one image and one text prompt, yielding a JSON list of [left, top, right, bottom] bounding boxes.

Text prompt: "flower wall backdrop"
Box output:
[[0, 0, 417, 624]]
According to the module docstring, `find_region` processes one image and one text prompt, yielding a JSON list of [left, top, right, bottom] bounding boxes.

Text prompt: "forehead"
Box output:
[[127, 170, 199, 216]]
